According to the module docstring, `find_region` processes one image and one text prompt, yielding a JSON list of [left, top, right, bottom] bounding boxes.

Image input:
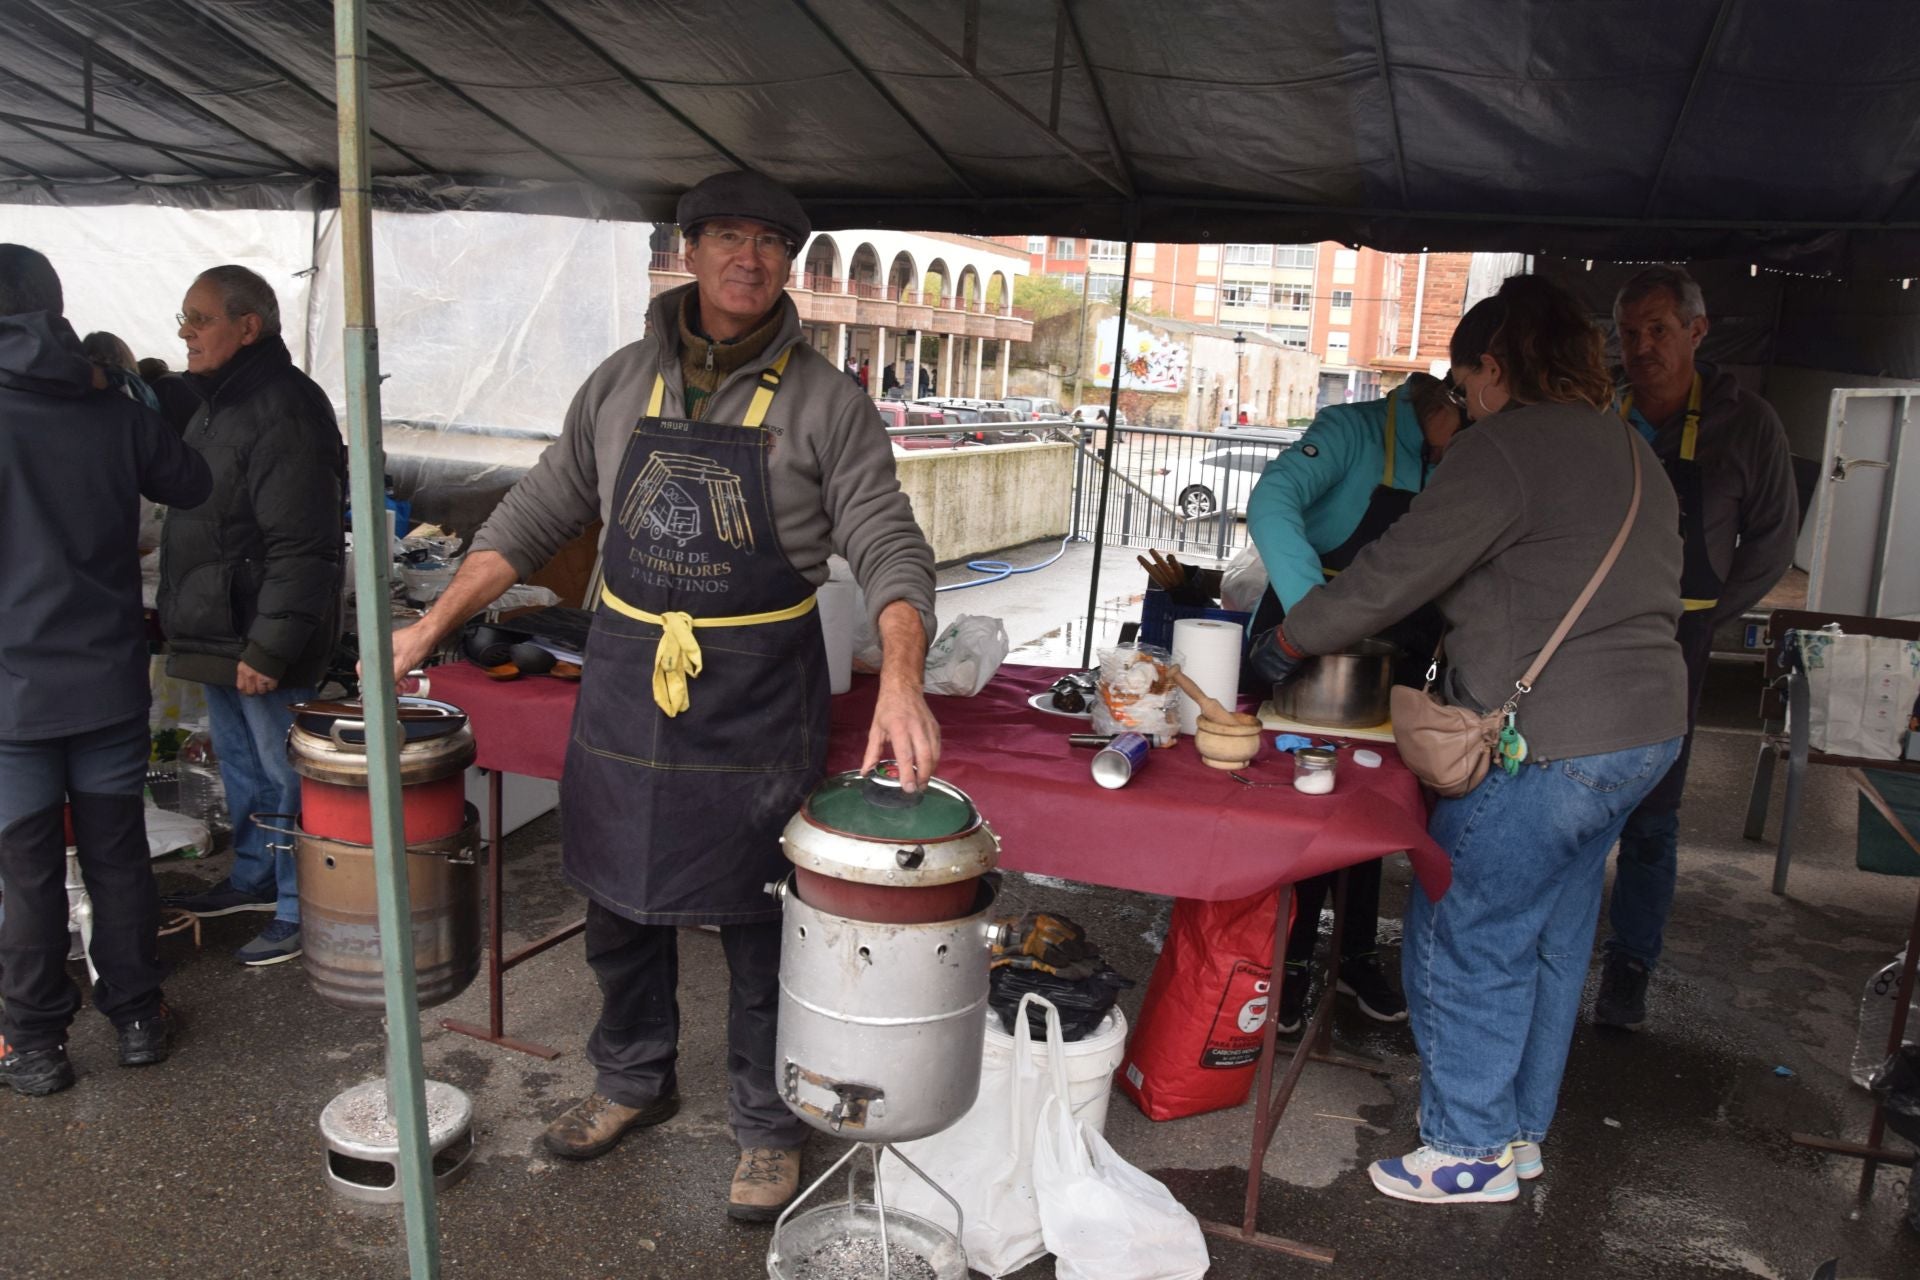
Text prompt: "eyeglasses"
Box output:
[[175, 310, 225, 330], [1442, 373, 1469, 409], [699, 229, 796, 259]]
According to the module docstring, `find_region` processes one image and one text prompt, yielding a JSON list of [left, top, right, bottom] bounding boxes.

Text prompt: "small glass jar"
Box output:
[[1293, 746, 1337, 795]]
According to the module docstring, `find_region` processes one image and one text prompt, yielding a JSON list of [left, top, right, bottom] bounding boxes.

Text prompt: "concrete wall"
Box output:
[[387, 429, 1075, 570], [894, 442, 1074, 564]]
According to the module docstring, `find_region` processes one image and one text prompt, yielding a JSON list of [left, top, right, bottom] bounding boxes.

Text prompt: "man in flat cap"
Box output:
[[388, 170, 938, 1220]]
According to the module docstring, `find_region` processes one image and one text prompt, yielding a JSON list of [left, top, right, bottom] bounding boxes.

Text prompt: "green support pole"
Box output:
[[334, 2, 442, 1275]]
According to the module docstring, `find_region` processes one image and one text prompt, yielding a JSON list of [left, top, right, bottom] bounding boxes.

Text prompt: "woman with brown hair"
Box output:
[[1253, 274, 1688, 1205]]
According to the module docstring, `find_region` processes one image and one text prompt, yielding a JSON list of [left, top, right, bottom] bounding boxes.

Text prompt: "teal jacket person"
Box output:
[[1247, 374, 1463, 615]]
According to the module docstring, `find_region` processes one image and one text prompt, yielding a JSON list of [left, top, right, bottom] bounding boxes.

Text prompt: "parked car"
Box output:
[[910, 399, 1033, 444], [1222, 423, 1306, 446], [877, 400, 968, 451], [873, 400, 946, 429], [1148, 441, 1289, 519], [1003, 394, 1066, 421], [1069, 404, 1129, 426]]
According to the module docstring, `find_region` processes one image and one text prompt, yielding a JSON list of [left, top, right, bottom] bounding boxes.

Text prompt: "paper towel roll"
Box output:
[[817, 579, 857, 695], [1172, 617, 1244, 735]]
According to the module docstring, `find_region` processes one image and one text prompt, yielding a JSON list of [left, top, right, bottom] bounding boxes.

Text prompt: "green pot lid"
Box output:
[[805, 762, 978, 841]]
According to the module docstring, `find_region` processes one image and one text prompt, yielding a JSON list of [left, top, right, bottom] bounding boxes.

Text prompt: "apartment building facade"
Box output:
[[1002, 236, 1471, 406]]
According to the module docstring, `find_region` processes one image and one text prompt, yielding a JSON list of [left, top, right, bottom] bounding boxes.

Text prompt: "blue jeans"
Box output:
[[1603, 612, 1714, 970], [204, 683, 312, 924], [1403, 737, 1683, 1158], [1605, 805, 1681, 968]]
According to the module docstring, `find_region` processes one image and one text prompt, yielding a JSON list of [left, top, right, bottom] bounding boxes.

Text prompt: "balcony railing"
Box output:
[[644, 258, 1027, 321]]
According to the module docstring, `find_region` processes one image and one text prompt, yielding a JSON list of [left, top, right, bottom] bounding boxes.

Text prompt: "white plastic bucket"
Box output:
[[986, 1005, 1130, 1134]]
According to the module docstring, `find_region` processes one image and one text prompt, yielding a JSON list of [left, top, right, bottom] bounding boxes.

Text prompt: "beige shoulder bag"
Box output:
[[1390, 426, 1644, 796]]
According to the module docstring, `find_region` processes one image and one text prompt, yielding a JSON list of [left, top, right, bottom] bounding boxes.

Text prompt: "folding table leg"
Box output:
[[1743, 741, 1776, 841], [1790, 794, 1920, 1197], [1771, 674, 1810, 895], [442, 768, 564, 1059], [1196, 867, 1396, 1266]]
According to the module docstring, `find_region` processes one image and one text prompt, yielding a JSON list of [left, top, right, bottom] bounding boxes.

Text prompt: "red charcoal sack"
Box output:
[[1114, 888, 1296, 1121]]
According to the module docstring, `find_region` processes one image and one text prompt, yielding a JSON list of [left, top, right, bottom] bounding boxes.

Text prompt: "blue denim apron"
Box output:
[[560, 350, 827, 925]]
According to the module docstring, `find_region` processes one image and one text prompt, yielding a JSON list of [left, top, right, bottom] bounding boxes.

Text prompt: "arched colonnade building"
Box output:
[[650, 228, 1032, 399]]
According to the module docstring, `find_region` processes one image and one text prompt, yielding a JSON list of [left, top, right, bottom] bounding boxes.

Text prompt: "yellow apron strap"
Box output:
[[1380, 389, 1399, 489], [743, 348, 793, 429], [1618, 372, 1703, 456], [646, 346, 792, 424], [1679, 372, 1703, 462], [599, 584, 818, 716]]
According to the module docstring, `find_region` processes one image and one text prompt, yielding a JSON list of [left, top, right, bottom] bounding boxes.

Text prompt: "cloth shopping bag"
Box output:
[[1793, 630, 1920, 759]]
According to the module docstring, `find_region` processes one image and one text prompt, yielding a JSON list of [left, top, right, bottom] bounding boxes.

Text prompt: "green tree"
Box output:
[[1015, 273, 1085, 323]]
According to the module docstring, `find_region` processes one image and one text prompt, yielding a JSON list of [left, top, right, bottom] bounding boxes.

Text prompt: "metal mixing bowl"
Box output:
[[1275, 637, 1396, 728]]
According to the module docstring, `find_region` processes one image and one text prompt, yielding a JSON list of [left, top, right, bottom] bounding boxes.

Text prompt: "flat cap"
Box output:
[[676, 170, 810, 249]]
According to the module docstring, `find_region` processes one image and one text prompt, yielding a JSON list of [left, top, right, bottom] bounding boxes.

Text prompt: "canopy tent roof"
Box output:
[[5, 0, 1920, 275]]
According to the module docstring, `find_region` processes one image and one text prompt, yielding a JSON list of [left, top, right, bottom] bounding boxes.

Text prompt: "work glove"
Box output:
[[1246, 624, 1308, 688]]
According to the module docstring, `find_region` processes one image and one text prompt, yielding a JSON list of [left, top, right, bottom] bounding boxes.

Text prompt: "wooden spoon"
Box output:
[[1170, 665, 1259, 728]]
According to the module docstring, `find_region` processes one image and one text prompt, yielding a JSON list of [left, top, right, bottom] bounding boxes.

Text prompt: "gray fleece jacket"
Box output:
[[471, 283, 935, 638], [1284, 401, 1688, 762], [1629, 363, 1799, 623]]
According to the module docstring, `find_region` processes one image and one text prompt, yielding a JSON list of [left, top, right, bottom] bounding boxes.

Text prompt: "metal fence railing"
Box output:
[[881, 422, 1296, 564], [1063, 425, 1294, 562]]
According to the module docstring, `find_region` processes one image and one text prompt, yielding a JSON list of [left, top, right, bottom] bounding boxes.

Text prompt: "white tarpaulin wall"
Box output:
[[307, 209, 654, 438], [0, 200, 322, 371], [2, 201, 653, 441]]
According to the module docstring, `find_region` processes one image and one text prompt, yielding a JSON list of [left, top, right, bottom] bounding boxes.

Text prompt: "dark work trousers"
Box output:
[[1285, 858, 1384, 968], [583, 899, 809, 1149], [0, 717, 165, 1050], [1605, 610, 1718, 970]]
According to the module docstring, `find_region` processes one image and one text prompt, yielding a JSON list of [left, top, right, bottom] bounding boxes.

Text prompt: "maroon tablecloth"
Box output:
[[425, 660, 1449, 903], [826, 666, 1448, 903], [426, 661, 578, 780]]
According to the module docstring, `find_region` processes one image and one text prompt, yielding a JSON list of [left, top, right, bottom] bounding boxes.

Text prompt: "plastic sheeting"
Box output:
[[6, 201, 653, 441], [7, 2, 1920, 275]]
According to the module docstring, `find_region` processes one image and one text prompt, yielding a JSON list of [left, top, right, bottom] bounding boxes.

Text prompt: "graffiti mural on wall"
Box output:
[[1092, 316, 1188, 392]]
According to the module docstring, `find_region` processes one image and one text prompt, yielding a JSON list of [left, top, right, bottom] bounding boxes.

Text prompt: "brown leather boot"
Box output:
[[541, 1090, 679, 1161], [727, 1146, 803, 1222]]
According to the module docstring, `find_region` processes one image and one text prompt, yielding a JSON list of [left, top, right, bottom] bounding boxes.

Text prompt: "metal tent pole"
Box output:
[[334, 2, 442, 1275], [1078, 235, 1135, 668]]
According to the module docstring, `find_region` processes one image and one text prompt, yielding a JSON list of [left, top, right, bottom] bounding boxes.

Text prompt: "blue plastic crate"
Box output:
[[1137, 586, 1251, 652]]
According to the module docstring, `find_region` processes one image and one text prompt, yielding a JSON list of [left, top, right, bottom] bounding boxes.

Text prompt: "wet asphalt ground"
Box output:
[[5, 539, 1920, 1279]]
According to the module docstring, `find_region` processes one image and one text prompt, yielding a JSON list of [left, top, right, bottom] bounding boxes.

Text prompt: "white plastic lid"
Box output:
[[1353, 748, 1384, 768]]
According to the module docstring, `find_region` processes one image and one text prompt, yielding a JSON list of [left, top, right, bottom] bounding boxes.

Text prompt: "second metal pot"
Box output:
[[1275, 637, 1396, 728]]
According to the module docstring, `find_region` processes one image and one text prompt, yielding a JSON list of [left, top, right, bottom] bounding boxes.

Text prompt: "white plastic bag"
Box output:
[[877, 993, 1069, 1277], [1218, 543, 1270, 615], [1034, 1095, 1210, 1280], [923, 615, 1009, 696], [144, 806, 210, 860]]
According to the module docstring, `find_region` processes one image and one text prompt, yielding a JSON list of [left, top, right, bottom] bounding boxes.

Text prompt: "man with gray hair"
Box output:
[[385, 169, 939, 1221], [0, 245, 209, 1094], [159, 265, 344, 968], [1594, 265, 1798, 1031]]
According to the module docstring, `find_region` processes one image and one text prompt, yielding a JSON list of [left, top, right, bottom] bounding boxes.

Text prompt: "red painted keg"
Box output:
[[285, 699, 475, 844]]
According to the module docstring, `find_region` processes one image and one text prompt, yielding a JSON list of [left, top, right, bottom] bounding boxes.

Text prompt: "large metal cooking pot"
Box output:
[[1275, 637, 1396, 728], [783, 763, 1000, 923], [774, 877, 997, 1143], [294, 804, 484, 1012]]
